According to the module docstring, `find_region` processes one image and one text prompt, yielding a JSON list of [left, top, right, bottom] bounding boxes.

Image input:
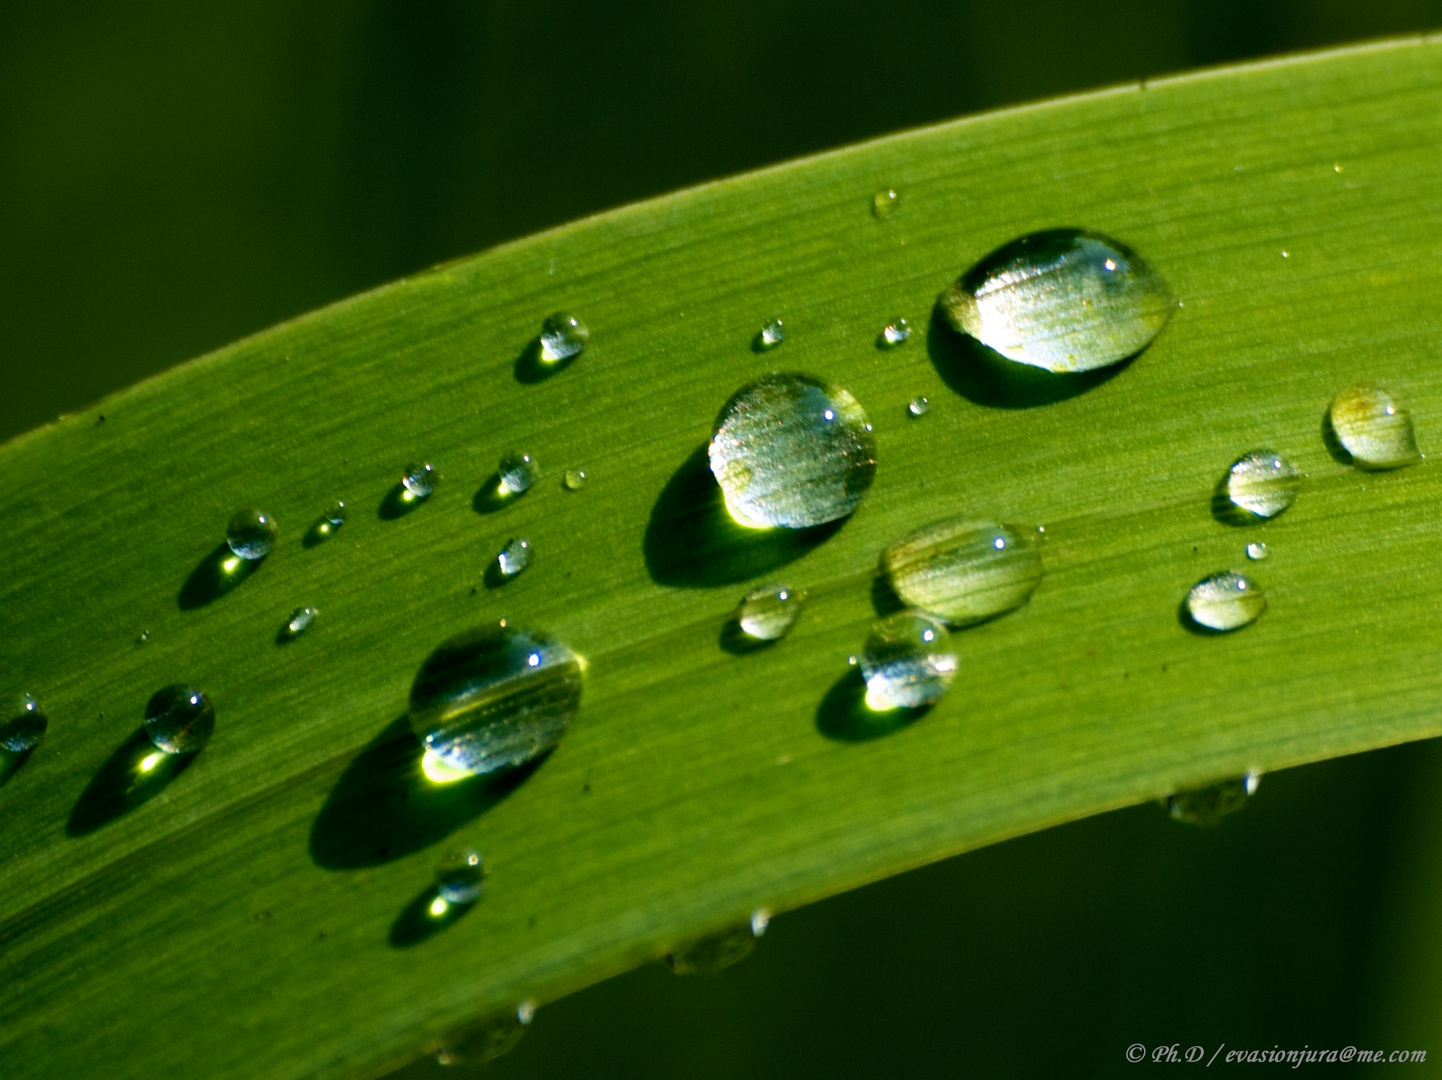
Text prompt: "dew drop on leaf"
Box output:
[[860, 612, 958, 711]]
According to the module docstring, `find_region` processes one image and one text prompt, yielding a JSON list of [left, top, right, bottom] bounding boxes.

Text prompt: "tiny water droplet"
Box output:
[[709, 373, 877, 528], [498, 452, 540, 495], [435, 1010, 528, 1067], [758, 318, 786, 349], [1280, 250, 1290, 258], [409, 624, 582, 776], [872, 187, 899, 219], [860, 612, 958, 711], [907, 396, 930, 418], [750, 908, 771, 936], [881, 317, 911, 346], [1, 694, 48, 753], [144, 685, 215, 755], [1166, 772, 1260, 826], [1245, 541, 1269, 561], [735, 584, 807, 641], [517, 1000, 536, 1025], [1328, 385, 1421, 469], [666, 922, 762, 975], [496, 537, 532, 577], [882, 519, 1044, 626], [137, 630, 151, 644], [938, 229, 1174, 373], [1223, 450, 1299, 519], [402, 462, 438, 498], [324, 501, 346, 527], [435, 850, 486, 905], [283, 606, 318, 638], [1185, 571, 1266, 631], [226, 509, 278, 560], [563, 468, 588, 491], [538, 312, 589, 363]]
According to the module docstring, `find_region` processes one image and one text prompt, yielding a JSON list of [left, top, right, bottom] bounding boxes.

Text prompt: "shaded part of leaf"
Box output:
[[1321, 409, 1355, 467], [513, 337, 570, 384], [472, 472, 515, 514], [379, 483, 423, 520], [814, 668, 929, 743], [67, 728, 200, 837], [870, 573, 906, 617], [178, 543, 260, 610]]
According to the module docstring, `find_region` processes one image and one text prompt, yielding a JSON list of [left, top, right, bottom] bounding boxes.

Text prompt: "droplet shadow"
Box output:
[[718, 618, 772, 656], [178, 544, 260, 610], [389, 885, 477, 948], [67, 729, 199, 836], [870, 574, 906, 616], [514, 338, 573, 384], [1, 748, 35, 787], [379, 483, 425, 520], [302, 518, 337, 548], [1321, 411, 1354, 467], [815, 668, 929, 742], [926, 306, 1133, 410], [472, 473, 521, 515], [309, 715, 543, 869], [644, 444, 844, 588]]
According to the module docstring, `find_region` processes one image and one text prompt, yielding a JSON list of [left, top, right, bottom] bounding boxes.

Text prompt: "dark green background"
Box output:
[[3, 3, 1440, 1076]]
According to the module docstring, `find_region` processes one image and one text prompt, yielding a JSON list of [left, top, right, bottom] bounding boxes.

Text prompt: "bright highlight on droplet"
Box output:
[[421, 748, 475, 785], [498, 452, 540, 495], [1224, 450, 1300, 519], [429, 896, 451, 917], [143, 684, 215, 755], [226, 508, 278, 560], [861, 612, 958, 711], [1184, 571, 1266, 632], [1166, 771, 1261, 826], [735, 584, 806, 642], [402, 462, 438, 498], [1, 693, 48, 754], [138, 752, 166, 774], [538, 312, 589, 363], [757, 318, 785, 349]]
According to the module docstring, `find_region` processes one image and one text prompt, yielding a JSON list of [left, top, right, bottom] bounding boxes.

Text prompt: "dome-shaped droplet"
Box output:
[[938, 229, 1174, 373], [496, 537, 532, 578], [1224, 451, 1300, 519], [882, 519, 1043, 626], [872, 188, 899, 219], [563, 468, 588, 491], [666, 922, 762, 975], [1, 694, 48, 754], [757, 318, 785, 350], [860, 612, 958, 711], [538, 312, 589, 363], [498, 452, 540, 495], [409, 624, 582, 776], [323, 501, 347, 528], [1245, 541, 1269, 561], [906, 396, 930, 418], [735, 584, 806, 642], [402, 462, 438, 499], [435, 1008, 531, 1067], [436, 850, 486, 904], [709, 373, 878, 529], [1166, 772, 1260, 826], [1185, 571, 1266, 631], [144, 685, 215, 755], [881, 318, 911, 346], [226, 509, 278, 560], [283, 606, 318, 639], [1328, 385, 1421, 469]]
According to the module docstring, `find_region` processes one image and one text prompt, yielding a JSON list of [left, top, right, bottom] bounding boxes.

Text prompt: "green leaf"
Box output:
[[4, 38, 1442, 1080]]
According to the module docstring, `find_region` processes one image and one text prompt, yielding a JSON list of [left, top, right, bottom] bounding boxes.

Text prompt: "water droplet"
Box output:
[[137, 630, 151, 644], [750, 908, 771, 936], [496, 537, 532, 578], [226, 509, 278, 560], [907, 396, 930, 418], [538, 312, 589, 363], [757, 318, 786, 350], [735, 584, 807, 641], [1328, 385, 1421, 469], [283, 606, 318, 638], [1245, 541, 1269, 561], [709, 373, 877, 528], [666, 923, 761, 975], [1224, 451, 1300, 519], [1184, 571, 1266, 632], [516, 1000, 536, 1025], [144, 685, 215, 755], [1, 694, 48, 753], [881, 317, 911, 346], [1166, 772, 1260, 826], [435, 1010, 528, 1067], [860, 612, 958, 711], [409, 624, 582, 776], [435, 850, 486, 905], [937, 229, 1174, 372], [498, 452, 540, 495], [563, 468, 588, 491], [402, 462, 438, 499], [882, 519, 1043, 626], [872, 187, 899, 219]]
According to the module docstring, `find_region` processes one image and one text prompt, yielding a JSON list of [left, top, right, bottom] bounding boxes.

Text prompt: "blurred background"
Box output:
[[3, 1, 1441, 1075]]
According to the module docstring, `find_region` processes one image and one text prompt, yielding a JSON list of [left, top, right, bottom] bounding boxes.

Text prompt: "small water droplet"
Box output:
[[938, 229, 1174, 373], [409, 624, 582, 776], [1185, 571, 1266, 632], [435, 1010, 528, 1067], [872, 187, 899, 219], [283, 606, 318, 638], [226, 509, 278, 560], [516, 1000, 536, 1025], [1166, 772, 1260, 826], [538, 312, 589, 363], [137, 630, 151, 644], [498, 452, 540, 495], [735, 584, 807, 641], [435, 850, 486, 905], [1328, 385, 1421, 469], [906, 396, 930, 418], [1245, 541, 1269, 561], [860, 612, 958, 711], [563, 468, 588, 491], [402, 462, 438, 498], [709, 373, 878, 528], [750, 908, 771, 936], [882, 519, 1044, 626], [666, 922, 762, 975], [757, 318, 786, 350], [1, 694, 48, 753], [144, 685, 215, 755], [881, 317, 911, 346], [496, 537, 532, 577], [1224, 450, 1300, 519]]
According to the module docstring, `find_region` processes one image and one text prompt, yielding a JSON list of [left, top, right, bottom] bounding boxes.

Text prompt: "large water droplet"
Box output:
[[938, 229, 1174, 373], [735, 584, 806, 642], [496, 537, 532, 578], [1328, 385, 1421, 469], [499, 452, 540, 495], [144, 685, 215, 755], [881, 317, 911, 347], [882, 519, 1043, 626], [1, 694, 47, 753], [709, 373, 877, 529], [435, 850, 486, 904], [872, 188, 899, 219], [563, 468, 588, 492], [538, 312, 589, 363], [1224, 451, 1299, 519], [435, 1006, 532, 1067], [409, 624, 582, 776], [402, 462, 438, 499], [1166, 772, 1260, 826], [757, 318, 786, 350], [666, 922, 761, 975], [861, 612, 958, 711], [1184, 572, 1266, 632], [282, 606, 318, 639], [226, 509, 278, 560]]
